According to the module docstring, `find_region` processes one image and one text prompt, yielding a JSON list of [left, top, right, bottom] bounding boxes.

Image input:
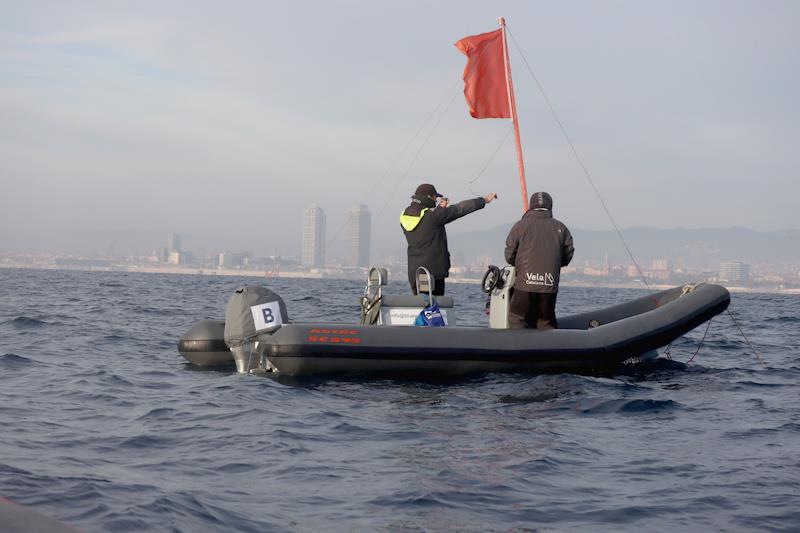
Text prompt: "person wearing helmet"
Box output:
[[504, 191, 574, 329], [401, 183, 496, 295]]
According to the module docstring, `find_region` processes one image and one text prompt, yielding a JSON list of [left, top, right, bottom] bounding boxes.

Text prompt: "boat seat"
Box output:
[[377, 267, 456, 326], [359, 266, 456, 326], [378, 294, 455, 326], [359, 267, 388, 325], [381, 295, 454, 307]]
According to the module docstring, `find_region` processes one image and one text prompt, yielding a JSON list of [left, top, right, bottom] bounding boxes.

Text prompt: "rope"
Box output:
[[468, 125, 513, 196], [681, 282, 704, 295], [686, 318, 712, 364], [506, 27, 652, 293], [726, 307, 766, 368], [375, 32, 519, 220], [325, 79, 462, 250], [375, 88, 461, 218], [662, 283, 706, 361], [666, 303, 765, 367], [366, 79, 463, 203]]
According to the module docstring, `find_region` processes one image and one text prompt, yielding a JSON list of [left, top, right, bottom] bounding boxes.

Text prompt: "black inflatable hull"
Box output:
[[264, 284, 729, 377], [178, 284, 730, 377], [178, 319, 233, 367]]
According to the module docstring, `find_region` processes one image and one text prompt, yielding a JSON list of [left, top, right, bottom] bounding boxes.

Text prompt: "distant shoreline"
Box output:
[[3, 263, 798, 296]]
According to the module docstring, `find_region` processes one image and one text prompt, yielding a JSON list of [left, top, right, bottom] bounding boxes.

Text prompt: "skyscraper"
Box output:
[[167, 232, 181, 253], [302, 205, 326, 268], [346, 204, 371, 268]]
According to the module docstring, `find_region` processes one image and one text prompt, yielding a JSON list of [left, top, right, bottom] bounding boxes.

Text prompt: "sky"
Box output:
[[1, 0, 798, 259]]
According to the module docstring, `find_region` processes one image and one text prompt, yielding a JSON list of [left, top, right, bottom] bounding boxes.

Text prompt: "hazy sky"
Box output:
[[1, 1, 797, 257]]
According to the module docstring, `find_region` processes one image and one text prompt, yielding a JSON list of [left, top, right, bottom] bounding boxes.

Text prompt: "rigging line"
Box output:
[[686, 317, 713, 364], [324, 79, 463, 250], [363, 78, 464, 201], [726, 307, 765, 368], [468, 125, 513, 196], [375, 86, 462, 218], [507, 27, 652, 293], [376, 31, 505, 218]]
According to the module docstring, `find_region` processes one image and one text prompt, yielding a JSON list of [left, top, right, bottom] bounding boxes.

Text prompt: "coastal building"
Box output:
[[168, 233, 182, 253], [346, 204, 371, 268], [160, 233, 183, 264], [218, 252, 249, 269], [720, 261, 751, 284], [301, 205, 326, 268], [652, 259, 671, 272]]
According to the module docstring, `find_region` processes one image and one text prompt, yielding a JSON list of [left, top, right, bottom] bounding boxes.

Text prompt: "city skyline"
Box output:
[[4, 222, 800, 269], [3, 230, 798, 293]]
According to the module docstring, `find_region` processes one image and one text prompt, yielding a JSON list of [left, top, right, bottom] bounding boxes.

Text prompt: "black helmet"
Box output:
[[530, 191, 553, 210]]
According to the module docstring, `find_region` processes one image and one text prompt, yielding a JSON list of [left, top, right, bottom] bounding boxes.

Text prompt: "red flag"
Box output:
[[455, 28, 510, 119]]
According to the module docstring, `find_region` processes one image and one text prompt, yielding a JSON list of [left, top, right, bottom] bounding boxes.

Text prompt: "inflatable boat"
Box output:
[[177, 266, 730, 378]]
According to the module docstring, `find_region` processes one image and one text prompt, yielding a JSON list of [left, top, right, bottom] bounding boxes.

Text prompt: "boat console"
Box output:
[[483, 265, 516, 329]]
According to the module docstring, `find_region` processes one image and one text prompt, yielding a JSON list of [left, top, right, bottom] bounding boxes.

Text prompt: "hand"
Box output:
[[437, 197, 449, 208], [483, 192, 497, 204]]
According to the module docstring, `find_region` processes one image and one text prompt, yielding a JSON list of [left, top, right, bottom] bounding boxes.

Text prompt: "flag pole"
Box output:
[[499, 17, 529, 213]]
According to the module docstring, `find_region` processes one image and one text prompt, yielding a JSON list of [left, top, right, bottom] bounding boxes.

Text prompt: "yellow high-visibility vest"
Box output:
[[400, 208, 428, 231]]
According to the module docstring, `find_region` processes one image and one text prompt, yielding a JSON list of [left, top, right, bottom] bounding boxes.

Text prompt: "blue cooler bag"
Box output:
[[415, 299, 446, 327]]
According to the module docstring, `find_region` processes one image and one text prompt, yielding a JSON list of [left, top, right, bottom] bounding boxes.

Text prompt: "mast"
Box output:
[[499, 17, 529, 213]]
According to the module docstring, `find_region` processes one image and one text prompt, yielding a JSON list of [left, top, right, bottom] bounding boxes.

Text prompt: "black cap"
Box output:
[[530, 191, 553, 210], [415, 183, 442, 197]]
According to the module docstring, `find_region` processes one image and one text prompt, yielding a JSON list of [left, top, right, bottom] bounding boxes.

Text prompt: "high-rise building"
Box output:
[[168, 233, 182, 253], [346, 204, 371, 268], [218, 252, 249, 268], [302, 205, 326, 268], [720, 261, 750, 283], [652, 258, 671, 272]]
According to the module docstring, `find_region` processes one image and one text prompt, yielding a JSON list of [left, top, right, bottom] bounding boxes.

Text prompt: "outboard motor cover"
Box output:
[[224, 286, 289, 372]]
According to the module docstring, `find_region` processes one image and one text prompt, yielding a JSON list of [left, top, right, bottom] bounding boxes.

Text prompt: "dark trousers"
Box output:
[[509, 289, 558, 330], [410, 277, 445, 296]]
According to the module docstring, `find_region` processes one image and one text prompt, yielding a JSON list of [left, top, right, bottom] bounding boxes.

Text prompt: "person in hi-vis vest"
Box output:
[[401, 183, 496, 295]]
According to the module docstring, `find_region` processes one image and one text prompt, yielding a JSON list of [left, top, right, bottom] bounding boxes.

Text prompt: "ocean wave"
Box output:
[[0, 463, 30, 476], [135, 407, 179, 421], [732, 380, 790, 389], [764, 315, 800, 323], [614, 358, 688, 377], [577, 398, 683, 415], [0, 353, 40, 368], [4, 316, 47, 327], [117, 434, 177, 449], [98, 281, 126, 288], [725, 422, 800, 438]]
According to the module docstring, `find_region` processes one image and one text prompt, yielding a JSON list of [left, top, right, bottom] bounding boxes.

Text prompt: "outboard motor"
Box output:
[[482, 265, 516, 328], [224, 286, 289, 373]]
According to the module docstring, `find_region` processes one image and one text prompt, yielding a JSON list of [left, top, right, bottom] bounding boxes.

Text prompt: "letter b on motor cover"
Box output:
[[250, 301, 283, 331]]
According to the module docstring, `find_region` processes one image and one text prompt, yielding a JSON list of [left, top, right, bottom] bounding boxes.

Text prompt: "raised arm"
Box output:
[[431, 197, 486, 225]]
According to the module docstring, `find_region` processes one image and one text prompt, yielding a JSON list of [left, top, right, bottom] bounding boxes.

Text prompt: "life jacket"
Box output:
[[400, 208, 428, 232]]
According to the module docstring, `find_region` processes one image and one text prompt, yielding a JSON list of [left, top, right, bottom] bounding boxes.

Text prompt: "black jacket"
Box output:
[[505, 209, 574, 293], [401, 195, 486, 283]]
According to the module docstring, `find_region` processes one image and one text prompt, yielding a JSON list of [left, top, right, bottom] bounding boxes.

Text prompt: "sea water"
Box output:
[[1, 268, 798, 531]]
